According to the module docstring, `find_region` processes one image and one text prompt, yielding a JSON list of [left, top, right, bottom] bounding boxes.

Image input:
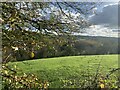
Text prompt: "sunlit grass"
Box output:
[[9, 54, 118, 88]]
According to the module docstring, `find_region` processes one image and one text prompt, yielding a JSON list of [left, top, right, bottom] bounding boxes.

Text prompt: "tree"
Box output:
[[1, 2, 100, 62], [1, 2, 103, 89]]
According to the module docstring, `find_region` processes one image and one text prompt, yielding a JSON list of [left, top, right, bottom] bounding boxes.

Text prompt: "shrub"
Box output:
[[1, 64, 49, 90]]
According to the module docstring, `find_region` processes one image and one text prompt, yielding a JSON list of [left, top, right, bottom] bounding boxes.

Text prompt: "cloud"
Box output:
[[89, 3, 119, 27], [73, 25, 118, 37]]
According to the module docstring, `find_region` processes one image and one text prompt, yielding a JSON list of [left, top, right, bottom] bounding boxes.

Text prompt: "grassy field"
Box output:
[[9, 54, 118, 88]]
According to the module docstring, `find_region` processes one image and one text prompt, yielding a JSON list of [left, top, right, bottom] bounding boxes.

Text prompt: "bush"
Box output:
[[1, 64, 49, 90]]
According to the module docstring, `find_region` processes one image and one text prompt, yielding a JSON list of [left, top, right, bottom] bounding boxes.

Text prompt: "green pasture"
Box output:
[[9, 54, 118, 88]]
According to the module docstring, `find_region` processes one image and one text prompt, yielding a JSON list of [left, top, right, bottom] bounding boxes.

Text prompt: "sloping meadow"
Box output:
[[6, 54, 119, 88]]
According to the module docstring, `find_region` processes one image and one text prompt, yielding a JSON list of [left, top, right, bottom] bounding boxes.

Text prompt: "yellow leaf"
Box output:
[[31, 41, 35, 45], [14, 65, 16, 69], [4, 70, 8, 74], [31, 52, 35, 58], [100, 84, 105, 88]]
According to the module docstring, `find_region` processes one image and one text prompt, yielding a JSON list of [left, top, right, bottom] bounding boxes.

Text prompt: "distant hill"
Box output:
[[74, 36, 119, 55]]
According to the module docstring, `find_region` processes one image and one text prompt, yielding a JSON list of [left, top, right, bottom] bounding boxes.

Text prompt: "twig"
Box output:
[[106, 68, 120, 78], [91, 57, 102, 87]]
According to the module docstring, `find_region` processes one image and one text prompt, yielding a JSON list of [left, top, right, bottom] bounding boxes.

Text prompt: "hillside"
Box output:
[[74, 36, 119, 55], [9, 54, 118, 88]]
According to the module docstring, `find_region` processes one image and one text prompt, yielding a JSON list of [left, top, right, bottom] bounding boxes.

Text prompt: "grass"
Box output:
[[9, 54, 118, 88]]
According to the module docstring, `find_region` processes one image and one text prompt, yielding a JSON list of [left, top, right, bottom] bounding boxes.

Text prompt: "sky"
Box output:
[[89, 2, 118, 27], [49, 2, 119, 37], [19, 2, 119, 38], [78, 2, 119, 38]]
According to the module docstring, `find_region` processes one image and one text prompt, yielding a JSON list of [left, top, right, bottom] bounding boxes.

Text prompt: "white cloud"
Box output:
[[73, 25, 119, 37], [103, 3, 118, 8], [89, 3, 119, 27]]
